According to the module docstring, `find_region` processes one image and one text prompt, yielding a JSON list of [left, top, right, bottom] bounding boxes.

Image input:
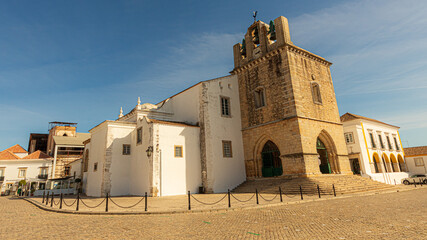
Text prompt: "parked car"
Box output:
[[401, 174, 427, 185]]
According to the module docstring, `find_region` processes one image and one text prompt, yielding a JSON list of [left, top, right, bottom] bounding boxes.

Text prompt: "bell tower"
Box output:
[[231, 16, 352, 178]]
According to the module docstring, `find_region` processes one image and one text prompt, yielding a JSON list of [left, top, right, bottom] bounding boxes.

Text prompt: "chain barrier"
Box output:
[[80, 198, 106, 209], [230, 193, 256, 203], [108, 196, 145, 209], [53, 198, 61, 206], [62, 199, 77, 207], [258, 193, 279, 202], [190, 194, 227, 206], [283, 193, 298, 198]]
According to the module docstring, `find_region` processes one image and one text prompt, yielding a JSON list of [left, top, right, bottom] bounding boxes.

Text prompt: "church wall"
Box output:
[[201, 75, 246, 193], [157, 124, 201, 196], [108, 124, 134, 196], [86, 123, 108, 197]]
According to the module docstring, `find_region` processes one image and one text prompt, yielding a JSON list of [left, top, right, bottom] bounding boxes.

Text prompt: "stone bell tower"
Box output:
[[231, 16, 352, 178]]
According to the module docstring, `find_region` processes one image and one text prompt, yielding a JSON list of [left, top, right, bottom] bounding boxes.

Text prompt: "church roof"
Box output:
[[149, 119, 199, 128], [22, 150, 51, 159], [4, 144, 27, 153], [403, 146, 427, 156], [53, 133, 91, 146], [340, 113, 399, 128], [0, 150, 21, 160]]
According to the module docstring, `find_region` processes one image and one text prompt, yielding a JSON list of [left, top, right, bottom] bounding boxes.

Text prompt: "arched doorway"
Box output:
[[317, 138, 331, 174], [398, 155, 406, 172], [390, 154, 398, 172], [373, 153, 380, 173], [382, 154, 390, 172], [261, 141, 283, 177]]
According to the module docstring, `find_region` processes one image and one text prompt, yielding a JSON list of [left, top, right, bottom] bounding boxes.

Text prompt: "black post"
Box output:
[[42, 191, 45, 203], [255, 189, 259, 205], [144, 192, 148, 212], [46, 192, 49, 205], [51, 193, 54, 207], [60, 193, 63, 209], [105, 193, 109, 212], [76, 193, 80, 211], [228, 189, 231, 208], [188, 191, 191, 210], [413, 179, 417, 187], [299, 186, 303, 200], [317, 185, 321, 198], [279, 187, 283, 202], [332, 184, 336, 197], [420, 179, 423, 186]]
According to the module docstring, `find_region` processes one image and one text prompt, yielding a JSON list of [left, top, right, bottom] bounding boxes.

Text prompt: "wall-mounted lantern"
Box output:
[[146, 146, 153, 157]]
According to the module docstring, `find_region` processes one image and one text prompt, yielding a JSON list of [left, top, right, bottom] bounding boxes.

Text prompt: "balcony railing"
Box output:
[[0, 176, 4, 181], [38, 174, 48, 180]]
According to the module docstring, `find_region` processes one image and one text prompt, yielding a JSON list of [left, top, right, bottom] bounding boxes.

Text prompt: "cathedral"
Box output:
[[83, 16, 352, 197]]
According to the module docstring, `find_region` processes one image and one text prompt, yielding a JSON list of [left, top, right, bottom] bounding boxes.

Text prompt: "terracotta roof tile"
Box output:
[[0, 150, 21, 160], [23, 150, 51, 159], [403, 146, 427, 156], [340, 113, 399, 128], [4, 144, 27, 153]]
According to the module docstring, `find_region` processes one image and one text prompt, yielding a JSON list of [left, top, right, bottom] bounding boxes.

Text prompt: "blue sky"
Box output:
[[1, 0, 426, 150]]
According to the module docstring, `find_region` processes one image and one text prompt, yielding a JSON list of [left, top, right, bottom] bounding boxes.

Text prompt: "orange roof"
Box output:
[[0, 150, 21, 160], [23, 150, 51, 159], [404, 146, 427, 156], [4, 144, 27, 153], [340, 113, 399, 128]]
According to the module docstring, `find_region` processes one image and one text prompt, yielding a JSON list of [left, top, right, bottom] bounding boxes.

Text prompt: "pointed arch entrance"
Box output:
[[261, 141, 283, 177], [316, 130, 340, 174], [317, 138, 331, 174]]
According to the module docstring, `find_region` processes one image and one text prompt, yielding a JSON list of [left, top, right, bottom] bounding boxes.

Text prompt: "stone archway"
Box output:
[[372, 153, 381, 173], [317, 130, 340, 174], [398, 155, 406, 172], [260, 141, 283, 177], [390, 154, 398, 172]]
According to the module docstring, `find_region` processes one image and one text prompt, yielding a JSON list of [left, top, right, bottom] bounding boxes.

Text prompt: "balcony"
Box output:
[[38, 174, 48, 180], [0, 176, 4, 182]]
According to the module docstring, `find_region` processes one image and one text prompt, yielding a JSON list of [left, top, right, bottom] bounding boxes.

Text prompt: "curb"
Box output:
[[20, 187, 423, 216]]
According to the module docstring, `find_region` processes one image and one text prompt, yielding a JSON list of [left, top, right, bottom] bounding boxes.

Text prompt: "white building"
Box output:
[[404, 146, 427, 175], [341, 113, 409, 184], [84, 75, 246, 197], [0, 145, 52, 195]]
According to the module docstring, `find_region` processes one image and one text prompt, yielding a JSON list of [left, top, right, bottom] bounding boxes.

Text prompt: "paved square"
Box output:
[[1, 189, 426, 239]]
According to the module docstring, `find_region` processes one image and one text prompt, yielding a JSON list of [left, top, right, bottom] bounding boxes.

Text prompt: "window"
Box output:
[[414, 158, 424, 167], [378, 134, 385, 149], [311, 82, 322, 104], [344, 132, 354, 144], [369, 133, 376, 148], [123, 144, 131, 155], [137, 127, 143, 144], [6, 183, 12, 189], [393, 137, 400, 150], [0, 168, 4, 177], [174, 145, 183, 158], [18, 168, 27, 178], [94, 163, 98, 172], [386, 136, 393, 150], [222, 141, 233, 158], [64, 167, 70, 176], [254, 88, 266, 108], [220, 96, 231, 117], [40, 168, 48, 176]]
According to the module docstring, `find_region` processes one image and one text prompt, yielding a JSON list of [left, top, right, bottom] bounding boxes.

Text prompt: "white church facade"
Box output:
[[84, 75, 247, 197]]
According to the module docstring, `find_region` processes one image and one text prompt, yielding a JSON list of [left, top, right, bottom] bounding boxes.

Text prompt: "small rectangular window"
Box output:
[[222, 141, 233, 158], [414, 158, 424, 166], [18, 169, 27, 178], [174, 145, 183, 158], [369, 133, 376, 148], [137, 127, 143, 144], [40, 168, 48, 175], [394, 137, 400, 150], [254, 88, 266, 108], [123, 144, 131, 155], [386, 136, 392, 150], [64, 166, 70, 176], [344, 132, 354, 144], [94, 162, 98, 172], [0, 168, 4, 177], [378, 134, 385, 149], [221, 96, 231, 117]]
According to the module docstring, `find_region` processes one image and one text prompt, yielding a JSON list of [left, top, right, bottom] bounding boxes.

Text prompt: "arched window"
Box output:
[[311, 82, 322, 104]]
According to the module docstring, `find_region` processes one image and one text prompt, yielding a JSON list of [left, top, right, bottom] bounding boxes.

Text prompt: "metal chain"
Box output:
[[62, 199, 77, 207], [190, 194, 227, 206], [80, 198, 106, 209], [53, 198, 61, 206], [258, 193, 279, 202], [230, 193, 256, 203], [108, 197, 145, 209], [283, 193, 298, 198]]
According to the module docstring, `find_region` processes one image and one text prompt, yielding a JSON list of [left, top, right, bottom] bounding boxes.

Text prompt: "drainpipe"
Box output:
[[51, 145, 58, 189]]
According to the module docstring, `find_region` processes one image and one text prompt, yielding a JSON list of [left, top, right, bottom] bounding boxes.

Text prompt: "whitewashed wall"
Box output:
[[0, 159, 51, 186], [68, 159, 82, 179], [406, 156, 427, 174]]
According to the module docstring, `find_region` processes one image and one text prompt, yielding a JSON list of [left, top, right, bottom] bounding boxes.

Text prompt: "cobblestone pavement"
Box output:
[[0, 188, 426, 239]]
